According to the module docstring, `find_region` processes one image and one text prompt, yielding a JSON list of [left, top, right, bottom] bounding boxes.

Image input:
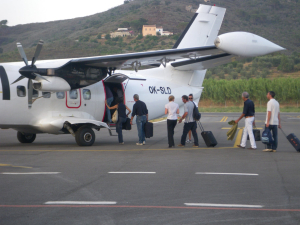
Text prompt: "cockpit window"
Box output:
[[69, 90, 78, 99], [83, 89, 91, 100], [17, 86, 26, 97], [56, 92, 65, 99]]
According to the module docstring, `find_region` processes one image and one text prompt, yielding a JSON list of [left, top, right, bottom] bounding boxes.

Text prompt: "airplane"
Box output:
[[0, 4, 285, 146]]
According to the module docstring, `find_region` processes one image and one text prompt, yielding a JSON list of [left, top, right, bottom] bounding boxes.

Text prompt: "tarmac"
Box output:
[[1, 112, 300, 224]]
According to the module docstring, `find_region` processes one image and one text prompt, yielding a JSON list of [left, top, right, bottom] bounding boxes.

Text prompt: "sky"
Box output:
[[0, 0, 124, 26]]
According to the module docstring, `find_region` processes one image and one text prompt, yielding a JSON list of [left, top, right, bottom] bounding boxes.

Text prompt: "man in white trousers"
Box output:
[[235, 92, 257, 150]]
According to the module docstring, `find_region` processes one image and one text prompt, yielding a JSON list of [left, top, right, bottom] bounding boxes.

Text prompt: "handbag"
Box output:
[[112, 110, 118, 124]]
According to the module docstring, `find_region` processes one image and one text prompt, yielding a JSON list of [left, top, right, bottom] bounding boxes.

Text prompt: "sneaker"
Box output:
[[143, 141, 146, 145], [192, 145, 199, 148], [263, 149, 273, 152], [178, 144, 185, 147], [120, 142, 124, 145], [248, 147, 257, 150], [272, 150, 277, 152], [186, 140, 192, 143], [237, 145, 245, 149], [136, 143, 143, 146]]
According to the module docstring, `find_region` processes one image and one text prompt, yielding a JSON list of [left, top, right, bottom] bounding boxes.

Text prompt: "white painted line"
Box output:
[[184, 203, 263, 208], [1, 172, 61, 175], [108, 172, 156, 174], [44, 201, 116, 205], [195, 172, 258, 176]]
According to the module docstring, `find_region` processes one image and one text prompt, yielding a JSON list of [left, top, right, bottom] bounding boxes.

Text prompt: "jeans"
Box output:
[[241, 117, 257, 148], [266, 124, 278, 150], [167, 119, 177, 147], [136, 115, 147, 143], [116, 117, 127, 143], [181, 122, 198, 146], [106, 97, 113, 122]]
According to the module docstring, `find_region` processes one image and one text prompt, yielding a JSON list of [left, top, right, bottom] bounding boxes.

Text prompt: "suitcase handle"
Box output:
[[198, 121, 204, 132], [279, 128, 288, 138]]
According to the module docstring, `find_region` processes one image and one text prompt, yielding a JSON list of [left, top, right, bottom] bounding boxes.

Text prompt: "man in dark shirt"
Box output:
[[235, 92, 257, 150], [105, 85, 114, 123], [130, 94, 148, 145]]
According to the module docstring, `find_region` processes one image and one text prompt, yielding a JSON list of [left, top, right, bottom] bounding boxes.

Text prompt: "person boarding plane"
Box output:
[[0, 4, 285, 146]]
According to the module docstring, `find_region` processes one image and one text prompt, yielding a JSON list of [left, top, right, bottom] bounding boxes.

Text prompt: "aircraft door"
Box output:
[[66, 89, 81, 108]]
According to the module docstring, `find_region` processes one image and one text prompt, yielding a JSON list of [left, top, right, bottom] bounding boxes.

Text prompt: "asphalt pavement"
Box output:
[[1, 113, 300, 225]]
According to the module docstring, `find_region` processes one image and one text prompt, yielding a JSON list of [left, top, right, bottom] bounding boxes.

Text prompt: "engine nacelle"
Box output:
[[214, 32, 285, 57], [33, 76, 71, 92]]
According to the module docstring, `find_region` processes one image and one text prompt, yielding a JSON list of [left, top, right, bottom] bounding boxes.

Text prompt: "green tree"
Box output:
[[0, 20, 7, 26], [105, 34, 111, 39], [0, 47, 3, 54]]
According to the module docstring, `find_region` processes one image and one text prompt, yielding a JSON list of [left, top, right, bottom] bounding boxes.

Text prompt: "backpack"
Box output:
[[261, 128, 273, 145], [192, 102, 201, 121]]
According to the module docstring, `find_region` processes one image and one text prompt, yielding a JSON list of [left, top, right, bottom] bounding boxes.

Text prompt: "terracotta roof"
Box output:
[[143, 25, 156, 27]]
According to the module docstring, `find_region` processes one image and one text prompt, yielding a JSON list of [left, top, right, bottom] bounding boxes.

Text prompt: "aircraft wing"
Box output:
[[66, 46, 225, 70]]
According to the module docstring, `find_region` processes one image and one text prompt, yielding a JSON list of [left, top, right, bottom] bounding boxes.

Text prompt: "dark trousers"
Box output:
[[265, 124, 278, 150], [181, 122, 198, 146], [167, 119, 177, 147], [116, 117, 127, 143]]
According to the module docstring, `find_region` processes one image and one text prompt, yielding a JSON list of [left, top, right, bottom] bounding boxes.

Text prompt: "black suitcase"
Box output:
[[247, 129, 261, 141], [198, 122, 217, 147], [122, 118, 131, 130], [144, 122, 153, 138], [281, 129, 300, 152]]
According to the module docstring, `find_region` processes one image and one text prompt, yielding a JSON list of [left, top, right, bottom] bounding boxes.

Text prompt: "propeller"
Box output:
[[12, 40, 49, 109]]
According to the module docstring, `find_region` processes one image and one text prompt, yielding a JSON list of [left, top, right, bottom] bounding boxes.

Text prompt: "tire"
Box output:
[[17, 132, 36, 144], [75, 126, 95, 146]]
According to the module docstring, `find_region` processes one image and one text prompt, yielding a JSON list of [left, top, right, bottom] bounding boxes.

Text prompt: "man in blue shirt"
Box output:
[[105, 85, 114, 123], [130, 94, 148, 145], [235, 92, 257, 150]]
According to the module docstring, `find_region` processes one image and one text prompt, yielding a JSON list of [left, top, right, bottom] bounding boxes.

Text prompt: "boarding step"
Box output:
[[108, 123, 118, 136]]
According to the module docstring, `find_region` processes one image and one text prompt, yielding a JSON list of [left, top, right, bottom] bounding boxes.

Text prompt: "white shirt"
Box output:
[[165, 101, 179, 120], [265, 98, 280, 125]]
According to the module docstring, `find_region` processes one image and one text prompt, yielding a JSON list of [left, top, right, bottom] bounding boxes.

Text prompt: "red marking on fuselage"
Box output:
[[65, 89, 82, 109]]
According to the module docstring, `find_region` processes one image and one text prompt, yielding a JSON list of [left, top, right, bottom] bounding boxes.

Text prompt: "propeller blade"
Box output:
[[28, 79, 33, 109], [11, 75, 25, 85], [16, 42, 28, 66], [33, 73, 49, 82], [31, 40, 44, 66]]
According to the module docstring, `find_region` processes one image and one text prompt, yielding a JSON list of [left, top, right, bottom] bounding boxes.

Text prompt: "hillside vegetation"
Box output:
[[0, 0, 299, 63]]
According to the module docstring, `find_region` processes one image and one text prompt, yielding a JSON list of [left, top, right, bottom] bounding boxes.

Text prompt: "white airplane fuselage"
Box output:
[[0, 60, 202, 134]]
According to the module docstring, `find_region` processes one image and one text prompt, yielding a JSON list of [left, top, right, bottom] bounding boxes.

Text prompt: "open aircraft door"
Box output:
[[104, 73, 130, 91]]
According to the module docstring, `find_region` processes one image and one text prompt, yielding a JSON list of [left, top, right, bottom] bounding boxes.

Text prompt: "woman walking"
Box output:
[[165, 95, 179, 148], [105, 97, 131, 144]]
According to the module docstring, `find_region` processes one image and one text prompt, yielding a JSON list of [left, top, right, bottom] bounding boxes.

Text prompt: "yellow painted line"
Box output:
[[234, 128, 244, 147], [220, 116, 226, 122], [222, 127, 263, 130], [223, 117, 228, 122], [0, 147, 238, 152], [0, 164, 32, 169]]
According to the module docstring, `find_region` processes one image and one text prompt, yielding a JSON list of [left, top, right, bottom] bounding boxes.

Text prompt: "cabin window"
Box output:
[[83, 89, 91, 100], [17, 86, 26, 97], [56, 92, 65, 99], [69, 90, 78, 99], [42, 92, 51, 98]]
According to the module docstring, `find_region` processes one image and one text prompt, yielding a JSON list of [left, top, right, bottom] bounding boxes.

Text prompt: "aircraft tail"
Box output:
[[173, 4, 226, 49], [171, 4, 226, 90]]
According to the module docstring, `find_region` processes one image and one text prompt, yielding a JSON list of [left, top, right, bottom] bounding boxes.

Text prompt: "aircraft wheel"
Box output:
[[75, 126, 95, 146], [17, 132, 36, 143]]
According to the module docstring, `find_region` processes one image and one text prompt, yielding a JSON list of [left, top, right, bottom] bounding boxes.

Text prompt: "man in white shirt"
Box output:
[[263, 91, 281, 152], [165, 95, 179, 148]]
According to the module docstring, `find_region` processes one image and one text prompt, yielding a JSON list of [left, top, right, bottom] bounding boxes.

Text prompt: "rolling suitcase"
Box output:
[[247, 129, 261, 141], [280, 129, 300, 152], [198, 122, 217, 147], [122, 118, 131, 130], [144, 121, 153, 138]]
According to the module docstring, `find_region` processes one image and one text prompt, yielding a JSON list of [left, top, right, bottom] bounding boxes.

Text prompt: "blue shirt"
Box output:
[[105, 85, 113, 98], [118, 103, 127, 118], [243, 99, 255, 117], [132, 100, 148, 117]]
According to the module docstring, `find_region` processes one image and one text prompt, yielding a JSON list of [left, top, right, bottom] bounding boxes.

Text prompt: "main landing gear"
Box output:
[[75, 126, 95, 146], [17, 132, 36, 143]]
